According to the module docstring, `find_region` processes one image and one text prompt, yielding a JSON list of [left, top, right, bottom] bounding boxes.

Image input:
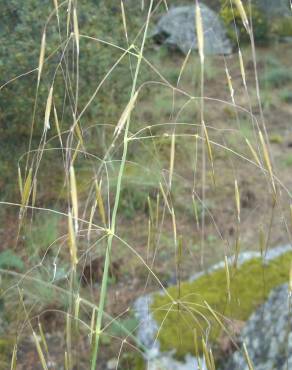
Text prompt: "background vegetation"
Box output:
[[0, 0, 292, 369]]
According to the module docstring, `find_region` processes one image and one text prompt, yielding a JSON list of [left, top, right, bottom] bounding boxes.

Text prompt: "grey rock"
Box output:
[[147, 354, 205, 370], [223, 284, 292, 370], [152, 5, 232, 55]]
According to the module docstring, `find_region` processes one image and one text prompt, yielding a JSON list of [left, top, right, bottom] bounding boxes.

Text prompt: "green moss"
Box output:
[[151, 252, 292, 359]]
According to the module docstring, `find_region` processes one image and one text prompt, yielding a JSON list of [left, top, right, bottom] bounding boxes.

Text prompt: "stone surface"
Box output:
[[147, 354, 205, 370], [152, 5, 232, 55], [223, 284, 292, 370]]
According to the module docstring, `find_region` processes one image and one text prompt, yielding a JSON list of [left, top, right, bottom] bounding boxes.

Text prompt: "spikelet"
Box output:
[[171, 207, 177, 247], [196, 1, 204, 64], [53, 104, 63, 147], [224, 256, 231, 301], [18, 166, 23, 197], [73, 117, 84, 147], [33, 331, 48, 370], [67, 0, 72, 37], [121, 1, 128, 43], [234, 180, 240, 222], [70, 166, 78, 232], [225, 65, 235, 105], [238, 48, 247, 88], [95, 180, 106, 227], [202, 121, 215, 184], [73, 8, 79, 55], [22, 167, 33, 209], [169, 133, 175, 189], [37, 32, 46, 87], [68, 211, 78, 266], [44, 86, 53, 131], [259, 131, 276, 194], [233, 0, 250, 33], [114, 90, 139, 139], [192, 194, 200, 229], [245, 138, 261, 166]]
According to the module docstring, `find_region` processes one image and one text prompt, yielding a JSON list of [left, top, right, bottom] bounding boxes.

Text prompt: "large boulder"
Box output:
[[152, 4, 232, 55], [224, 284, 292, 370]]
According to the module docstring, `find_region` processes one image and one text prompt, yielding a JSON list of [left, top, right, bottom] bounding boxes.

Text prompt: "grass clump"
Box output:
[[151, 252, 292, 359], [280, 90, 292, 103], [263, 67, 292, 88]]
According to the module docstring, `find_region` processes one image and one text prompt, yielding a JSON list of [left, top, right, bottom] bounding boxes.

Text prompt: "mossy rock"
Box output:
[[151, 252, 292, 359]]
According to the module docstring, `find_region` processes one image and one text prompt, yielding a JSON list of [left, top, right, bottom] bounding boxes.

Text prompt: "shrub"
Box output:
[[263, 68, 292, 88], [280, 90, 292, 103], [0, 0, 142, 197], [220, 1, 269, 44]]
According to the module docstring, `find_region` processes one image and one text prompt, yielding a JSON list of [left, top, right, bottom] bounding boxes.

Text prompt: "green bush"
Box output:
[[0, 0, 142, 197], [220, 1, 269, 44], [263, 68, 292, 88], [272, 17, 292, 38], [280, 90, 292, 103]]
